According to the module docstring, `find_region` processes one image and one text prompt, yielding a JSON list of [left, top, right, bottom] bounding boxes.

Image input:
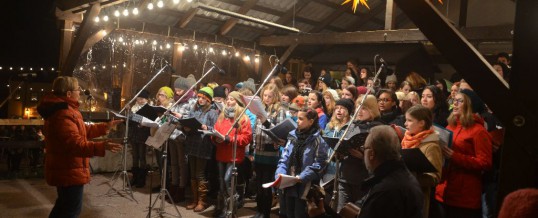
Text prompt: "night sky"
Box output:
[[0, 0, 59, 80]]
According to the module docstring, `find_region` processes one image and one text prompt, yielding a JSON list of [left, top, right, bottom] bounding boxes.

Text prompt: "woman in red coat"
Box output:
[[37, 76, 122, 218], [435, 91, 492, 218], [211, 91, 252, 217]]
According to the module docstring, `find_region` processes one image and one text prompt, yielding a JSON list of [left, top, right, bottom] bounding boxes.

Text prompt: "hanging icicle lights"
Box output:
[[93, 0, 194, 22]]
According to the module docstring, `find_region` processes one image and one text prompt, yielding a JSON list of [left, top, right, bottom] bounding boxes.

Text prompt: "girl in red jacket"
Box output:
[[435, 91, 492, 218], [211, 91, 253, 217]]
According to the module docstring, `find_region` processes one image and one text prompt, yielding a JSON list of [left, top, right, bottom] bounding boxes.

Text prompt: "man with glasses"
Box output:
[[307, 125, 423, 218]]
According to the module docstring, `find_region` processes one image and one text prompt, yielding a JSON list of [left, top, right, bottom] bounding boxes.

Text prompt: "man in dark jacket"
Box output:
[[307, 125, 423, 218]]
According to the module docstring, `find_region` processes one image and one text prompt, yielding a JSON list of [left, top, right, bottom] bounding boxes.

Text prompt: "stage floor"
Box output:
[[0, 173, 280, 218]]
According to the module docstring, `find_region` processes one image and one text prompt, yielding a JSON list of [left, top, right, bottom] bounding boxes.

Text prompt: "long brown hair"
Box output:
[[447, 92, 475, 128]]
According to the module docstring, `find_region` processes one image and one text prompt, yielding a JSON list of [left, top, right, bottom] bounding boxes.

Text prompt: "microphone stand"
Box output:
[[106, 63, 173, 202], [222, 60, 281, 218], [326, 61, 385, 210], [147, 60, 221, 218]]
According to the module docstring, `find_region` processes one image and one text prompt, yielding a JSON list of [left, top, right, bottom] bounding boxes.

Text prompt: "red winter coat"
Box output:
[[435, 115, 492, 209], [213, 116, 252, 163], [37, 95, 109, 187]]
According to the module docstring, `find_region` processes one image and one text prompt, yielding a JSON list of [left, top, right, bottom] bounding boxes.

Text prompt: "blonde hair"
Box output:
[[356, 94, 380, 120], [447, 92, 475, 128], [260, 83, 281, 114], [52, 76, 78, 96], [405, 72, 427, 90], [323, 90, 336, 116], [218, 103, 248, 129], [327, 105, 350, 130]]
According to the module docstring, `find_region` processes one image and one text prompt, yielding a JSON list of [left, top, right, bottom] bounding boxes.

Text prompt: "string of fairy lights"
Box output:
[[93, 0, 194, 24]]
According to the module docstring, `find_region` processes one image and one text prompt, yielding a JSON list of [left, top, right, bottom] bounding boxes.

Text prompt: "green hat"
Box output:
[[198, 86, 214, 101]]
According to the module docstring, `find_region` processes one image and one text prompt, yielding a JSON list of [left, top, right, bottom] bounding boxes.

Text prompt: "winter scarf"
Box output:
[[289, 126, 318, 174], [401, 129, 434, 149]]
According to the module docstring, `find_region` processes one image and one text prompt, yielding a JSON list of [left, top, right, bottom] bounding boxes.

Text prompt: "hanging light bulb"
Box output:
[[94, 16, 100, 23], [92, 66, 96, 70], [193, 44, 198, 50], [123, 8, 129, 16], [114, 9, 120, 17], [235, 51, 240, 57], [119, 36, 124, 42], [179, 44, 186, 52], [102, 65, 106, 69], [30, 68, 33, 71], [103, 15, 109, 22], [10, 67, 13, 70], [187, 0, 192, 2], [221, 50, 227, 56], [147, 2, 154, 10], [166, 43, 171, 49], [132, 7, 139, 15], [255, 57, 260, 63], [244, 55, 250, 61], [40, 67, 43, 71], [20, 67, 24, 71], [208, 47, 214, 53], [135, 39, 140, 44], [0, 66, 3, 70], [157, 0, 164, 8], [152, 40, 157, 45], [173, 0, 180, 4], [79, 67, 83, 70]]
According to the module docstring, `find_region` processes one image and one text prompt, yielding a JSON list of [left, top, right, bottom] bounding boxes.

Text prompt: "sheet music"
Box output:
[[199, 129, 225, 141], [145, 122, 177, 149], [109, 110, 127, 119], [241, 95, 268, 120], [262, 174, 298, 189], [140, 117, 160, 128]]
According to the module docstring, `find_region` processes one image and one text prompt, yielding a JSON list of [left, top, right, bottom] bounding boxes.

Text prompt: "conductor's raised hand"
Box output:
[[107, 118, 123, 130], [104, 141, 123, 153]]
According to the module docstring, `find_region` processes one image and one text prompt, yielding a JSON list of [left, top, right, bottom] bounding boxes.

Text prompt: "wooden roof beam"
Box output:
[[219, 0, 259, 36], [61, 2, 101, 76], [345, 3, 385, 31], [261, 0, 311, 36], [259, 25, 513, 47], [310, 4, 347, 33]]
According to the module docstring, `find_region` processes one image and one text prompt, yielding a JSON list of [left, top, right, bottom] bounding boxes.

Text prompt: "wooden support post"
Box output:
[[172, 40, 184, 76], [385, 0, 396, 30], [498, 0, 538, 208], [177, 8, 198, 28], [459, 0, 468, 27], [279, 43, 298, 65], [58, 20, 74, 72], [61, 2, 101, 76]]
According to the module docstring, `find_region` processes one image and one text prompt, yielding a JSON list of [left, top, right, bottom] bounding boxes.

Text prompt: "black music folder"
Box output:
[[323, 132, 369, 153], [401, 148, 437, 173], [177, 117, 203, 131], [261, 118, 297, 142]]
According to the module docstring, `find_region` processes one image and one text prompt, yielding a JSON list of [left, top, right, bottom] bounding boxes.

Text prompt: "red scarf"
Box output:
[[401, 129, 434, 149]]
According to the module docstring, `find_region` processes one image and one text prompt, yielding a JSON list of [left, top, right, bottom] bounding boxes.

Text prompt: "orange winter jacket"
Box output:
[[37, 95, 109, 187]]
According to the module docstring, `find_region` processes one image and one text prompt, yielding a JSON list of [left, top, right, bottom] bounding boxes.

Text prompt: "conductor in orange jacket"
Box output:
[[37, 76, 123, 218]]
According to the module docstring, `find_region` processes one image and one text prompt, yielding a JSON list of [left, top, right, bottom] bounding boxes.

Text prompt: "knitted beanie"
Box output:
[[336, 98, 355, 114], [460, 89, 485, 113], [174, 74, 196, 90], [213, 86, 227, 99], [343, 76, 355, 85], [228, 91, 244, 107], [198, 87, 214, 101], [136, 89, 150, 99], [386, 74, 398, 84], [357, 86, 368, 95], [158, 86, 174, 99], [318, 74, 332, 86], [243, 78, 256, 93], [326, 89, 340, 101]]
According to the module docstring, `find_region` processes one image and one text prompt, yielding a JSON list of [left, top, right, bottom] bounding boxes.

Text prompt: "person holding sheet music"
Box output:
[[211, 91, 253, 217], [275, 108, 329, 218], [183, 86, 219, 212], [252, 84, 286, 218], [128, 89, 157, 188], [402, 105, 443, 218], [322, 99, 354, 202], [435, 91, 492, 218], [166, 74, 197, 203], [336, 94, 383, 211], [153, 86, 175, 187]]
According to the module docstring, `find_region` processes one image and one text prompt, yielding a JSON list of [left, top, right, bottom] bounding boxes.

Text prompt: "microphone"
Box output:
[[209, 61, 226, 74], [84, 89, 94, 100]]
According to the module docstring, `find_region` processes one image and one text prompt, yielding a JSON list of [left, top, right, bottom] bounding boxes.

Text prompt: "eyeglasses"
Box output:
[[453, 98, 464, 105], [71, 86, 82, 92], [378, 98, 391, 103], [360, 145, 372, 151]]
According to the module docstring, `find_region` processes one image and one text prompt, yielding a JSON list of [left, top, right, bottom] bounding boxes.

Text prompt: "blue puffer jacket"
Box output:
[[275, 129, 329, 198]]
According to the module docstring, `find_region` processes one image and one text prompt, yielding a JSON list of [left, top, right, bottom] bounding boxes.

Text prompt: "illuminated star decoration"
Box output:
[[341, 0, 370, 13]]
